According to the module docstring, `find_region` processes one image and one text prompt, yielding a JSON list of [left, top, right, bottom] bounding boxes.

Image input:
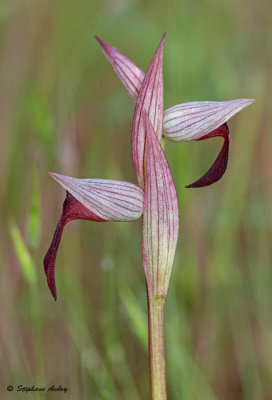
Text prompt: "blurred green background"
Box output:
[[0, 0, 271, 399]]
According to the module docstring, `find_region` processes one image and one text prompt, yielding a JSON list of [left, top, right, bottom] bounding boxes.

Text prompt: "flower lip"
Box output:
[[44, 173, 144, 300], [185, 123, 230, 188], [44, 191, 105, 300]]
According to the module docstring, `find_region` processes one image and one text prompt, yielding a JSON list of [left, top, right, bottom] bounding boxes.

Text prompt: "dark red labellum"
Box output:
[[43, 192, 105, 300], [186, 123, 230, 188]]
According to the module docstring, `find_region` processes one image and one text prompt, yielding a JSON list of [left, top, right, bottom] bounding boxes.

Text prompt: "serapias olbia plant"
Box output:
[[44, 34, 254, 399]]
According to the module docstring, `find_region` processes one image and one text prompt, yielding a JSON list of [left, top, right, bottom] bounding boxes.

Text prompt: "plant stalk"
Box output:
[[148, 294, 167, 400]]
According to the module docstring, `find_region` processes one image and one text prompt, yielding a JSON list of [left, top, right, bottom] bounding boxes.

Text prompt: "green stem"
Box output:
[[148, 295, 167, 400]]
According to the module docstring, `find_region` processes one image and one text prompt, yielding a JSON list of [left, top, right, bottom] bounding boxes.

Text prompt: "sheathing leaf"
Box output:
[[142, 116, 179, 297]]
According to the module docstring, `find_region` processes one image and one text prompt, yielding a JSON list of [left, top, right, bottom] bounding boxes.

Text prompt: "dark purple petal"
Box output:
[[186, 123, 230, 188], [44, 192, 105, 300]]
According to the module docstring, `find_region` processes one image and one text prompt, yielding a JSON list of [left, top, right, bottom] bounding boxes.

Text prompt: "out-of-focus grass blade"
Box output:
[[28, 169, 41, 249], [30, 88, 54, 151], [119, 285, 148, 348], [100, 241, 141, 400], [61, 243, 117, 399], [9, 220, 37, 285], [166, 285, 218, 400]]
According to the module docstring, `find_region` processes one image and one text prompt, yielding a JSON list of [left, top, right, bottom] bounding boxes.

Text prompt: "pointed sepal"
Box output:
[[50, 173, 144, 221], [44, 174, 144, 299], [142, 114, 179, 297], [132, 34, 165, 188], [163, 99, 255, 141], [95, 36, 144, 103]]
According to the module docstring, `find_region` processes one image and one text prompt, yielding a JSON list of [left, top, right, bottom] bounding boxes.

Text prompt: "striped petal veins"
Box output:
[[95, 36, 144, 103], [44, 173, 144, 300], [142, 115, 179, 297], [132, 34, 165, 188], [163, 99, 255, 141]]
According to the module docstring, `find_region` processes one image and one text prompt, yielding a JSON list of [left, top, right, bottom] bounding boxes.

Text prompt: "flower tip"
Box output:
[[48, 172, 67, 186], [49, 285, 57, 301], [48, 172, 63, 185], [159, 32, 166, 47], [94, 35, 121, 65], [94, 35, 113, 56], [240, 98, 256, 105], [185, 123, 230, 188], [94, 35, 104, 46], [43, 248, 58, 301], [153, 33, 166, 54], [185, 182, 201, 189], [233, 98, 256, 111]]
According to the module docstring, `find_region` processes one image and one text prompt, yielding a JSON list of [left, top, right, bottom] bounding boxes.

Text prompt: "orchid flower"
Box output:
[[95, 35, 255, 188], [44, 33, 254, 400], [44, 176, 144, 300]]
